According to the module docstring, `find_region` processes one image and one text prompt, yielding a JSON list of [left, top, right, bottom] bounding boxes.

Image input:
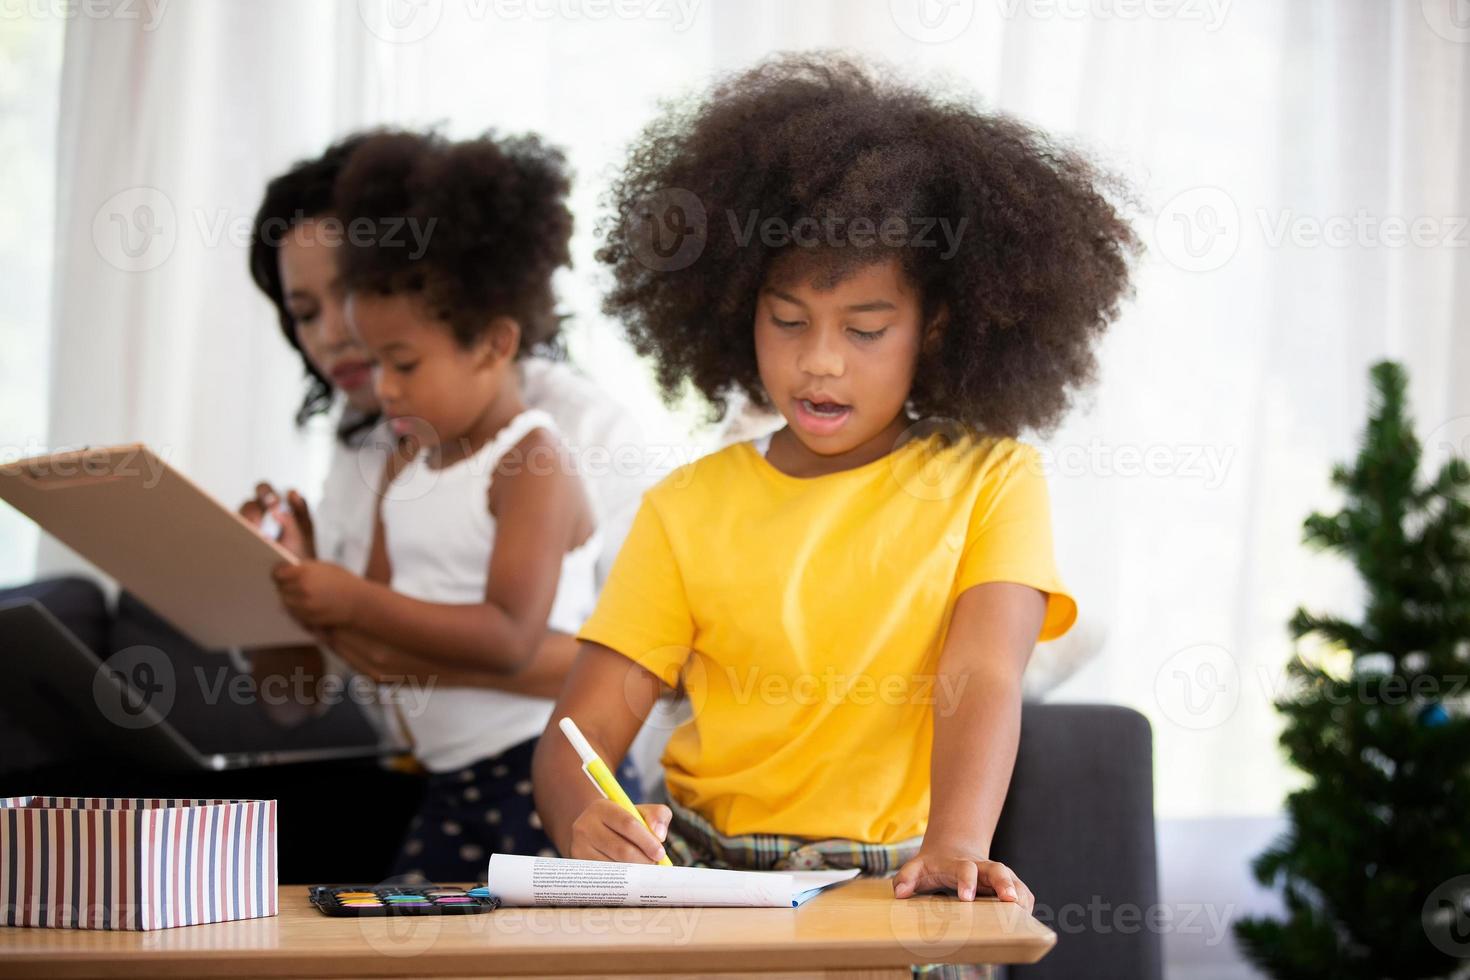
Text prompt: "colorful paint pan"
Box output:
[[309, 885, 498, 917]]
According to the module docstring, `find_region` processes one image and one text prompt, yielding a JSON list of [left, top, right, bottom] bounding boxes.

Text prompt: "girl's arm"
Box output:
[[531, 641, 671, 862], [892, 581, 1044, 911], [275, 427, 591, 674], [327, 626, 581, 698]]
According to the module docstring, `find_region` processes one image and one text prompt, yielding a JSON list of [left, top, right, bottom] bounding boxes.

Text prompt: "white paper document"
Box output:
[[487, 853, 860, 908]]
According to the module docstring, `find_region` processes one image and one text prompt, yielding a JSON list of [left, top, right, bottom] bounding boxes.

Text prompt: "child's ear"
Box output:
[[923, 306, 949, 353], [480, 316, 522, 365]]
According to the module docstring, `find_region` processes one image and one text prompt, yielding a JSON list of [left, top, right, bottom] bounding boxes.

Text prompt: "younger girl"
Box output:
[[272, 130, 601, 880], [532, 53, 1139, 975]]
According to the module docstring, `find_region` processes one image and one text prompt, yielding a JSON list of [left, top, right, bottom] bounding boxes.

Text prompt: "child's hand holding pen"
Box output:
[[569, 798, 673, 864], [560, 717, 675, 865]]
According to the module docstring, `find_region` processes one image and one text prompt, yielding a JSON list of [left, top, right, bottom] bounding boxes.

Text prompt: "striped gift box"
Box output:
[[0, 797, 277, 930]]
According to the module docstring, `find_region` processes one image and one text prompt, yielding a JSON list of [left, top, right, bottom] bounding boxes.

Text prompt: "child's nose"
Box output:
[[373, 367, 397, 402], [797, 325, 845, 377]]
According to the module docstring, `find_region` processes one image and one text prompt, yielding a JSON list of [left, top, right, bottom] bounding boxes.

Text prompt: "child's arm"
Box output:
[[892, 581, 1044, 911], [531, 641, 671, 863], [326, 625, 581, 699], [273, 428, 590, 674]]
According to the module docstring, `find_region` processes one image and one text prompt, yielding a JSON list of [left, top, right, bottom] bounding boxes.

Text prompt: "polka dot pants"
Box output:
[[389, 735, 639, 883]]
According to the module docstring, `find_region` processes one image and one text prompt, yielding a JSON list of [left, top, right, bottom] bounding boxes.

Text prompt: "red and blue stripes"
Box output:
[[0, 797, 276, 930]]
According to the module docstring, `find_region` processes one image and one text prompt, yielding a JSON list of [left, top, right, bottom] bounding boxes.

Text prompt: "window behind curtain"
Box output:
[[0, 14, 63, 586]]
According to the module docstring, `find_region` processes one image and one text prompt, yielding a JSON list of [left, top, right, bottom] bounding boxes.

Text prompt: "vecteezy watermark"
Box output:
[[996, 0, 1231, 32], [356, 0, 700, 44], [1154, 186, 1241, 273], [1421, 414, 1470, 481], [246, 211, 438, 260], [0, 443, 173, 489], [93, 646, 175, 730], [889, 892, 1239, 960], [356, 424, 705, 504], [621, 189, 972, 273], [355, 895, 703, 956], [1254, 661, 1470, 712], [0, 0, 169, 30], [724, 666, 970, 716], [1420, 0, 1470, 45], [1423, 875, 1470, 958], [1255, 209, 1470, 251], [889, 0, 976, 44], [92, 186, 178, 273], [1035, 897, 1238, 944], [624, 187, 708, 273], [619, 656, 971, 733], [728, 211, 969, 261], [91, 656, 439, 732], [1033, 440, 1235, 489], [1154, 643, 1240, 730], [886, 421, 1238, 504], [1155, 185, 1470, 272], [194, 665, 437, 720], [90, 189, 438, 274]]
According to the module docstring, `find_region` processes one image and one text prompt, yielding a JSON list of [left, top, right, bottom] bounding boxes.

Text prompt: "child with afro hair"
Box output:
[[271, 129, 608, 881], [533, 53, 1140, 971]]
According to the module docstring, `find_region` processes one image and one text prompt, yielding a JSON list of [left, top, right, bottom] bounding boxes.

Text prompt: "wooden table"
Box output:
[[0, 879, 1055, 978]]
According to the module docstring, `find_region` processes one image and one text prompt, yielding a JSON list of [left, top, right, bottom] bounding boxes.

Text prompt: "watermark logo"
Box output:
[[1421, 0, 1470, 44], [1156, 185, 1470, 272], [890, 0, 975, 43], [0, 0, 170, 30], [1154, 642, 1239, 730], [93, 645, 174, 730], [92, 186, 177, 273], [890, 417, 974, 503], [1155, 186, 1240, 273], [626, 188, 707, 273], [358, 0, 444, 43], [997, 0, 1230, 32], [1419, 414, 1470, 485], [1423, 875, 1470, 957]]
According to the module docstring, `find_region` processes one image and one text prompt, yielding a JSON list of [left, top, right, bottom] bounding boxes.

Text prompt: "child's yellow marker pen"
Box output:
[[558, 716, 673, 867]]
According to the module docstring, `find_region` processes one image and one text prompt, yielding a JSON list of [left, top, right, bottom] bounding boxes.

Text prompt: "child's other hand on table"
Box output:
[[273, 560, 364, 629], [893, 849, 1034, 913]]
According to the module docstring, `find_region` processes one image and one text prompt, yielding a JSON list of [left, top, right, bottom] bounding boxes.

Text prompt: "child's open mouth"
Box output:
[[794, 396, 853, 435]]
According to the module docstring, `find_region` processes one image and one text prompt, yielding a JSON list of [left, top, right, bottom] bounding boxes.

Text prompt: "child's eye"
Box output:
[[849, 327, 889, 342], [390, 361, 420, 374], [772, 316, 804, 330]]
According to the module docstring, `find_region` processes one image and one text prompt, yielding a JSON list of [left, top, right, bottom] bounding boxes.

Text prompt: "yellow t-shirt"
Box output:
[[576, 429, 1076, 843]]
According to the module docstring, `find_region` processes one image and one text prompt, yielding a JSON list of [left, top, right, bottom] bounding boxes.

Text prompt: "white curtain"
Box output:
[[38, 1, 373, 573], [27, 3, 1470, 975]]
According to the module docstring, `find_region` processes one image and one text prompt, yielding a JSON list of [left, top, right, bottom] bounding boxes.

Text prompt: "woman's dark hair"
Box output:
[[596, 52, 1142, 436], [248, 133, 369, 434], [332, 129, 573, 355]]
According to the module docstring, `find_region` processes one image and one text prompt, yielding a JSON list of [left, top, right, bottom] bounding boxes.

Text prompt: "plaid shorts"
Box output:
[[654, 787, 997, 980]]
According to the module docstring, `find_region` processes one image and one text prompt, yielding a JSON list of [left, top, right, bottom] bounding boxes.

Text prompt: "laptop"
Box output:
[[0, 599, 395, 771]]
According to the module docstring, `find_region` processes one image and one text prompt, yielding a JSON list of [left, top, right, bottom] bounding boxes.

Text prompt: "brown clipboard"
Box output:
[[0, 444, 313, 650]]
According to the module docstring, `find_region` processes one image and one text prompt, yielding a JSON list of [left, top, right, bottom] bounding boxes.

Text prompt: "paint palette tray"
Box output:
[[308, 884, 498, 916]]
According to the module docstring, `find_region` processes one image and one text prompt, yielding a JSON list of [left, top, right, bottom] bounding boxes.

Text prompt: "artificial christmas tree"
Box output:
[[1235, 360, 1470, 979]]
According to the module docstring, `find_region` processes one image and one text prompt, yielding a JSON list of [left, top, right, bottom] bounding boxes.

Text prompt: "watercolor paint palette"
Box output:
[[308, 884, 499, 916]]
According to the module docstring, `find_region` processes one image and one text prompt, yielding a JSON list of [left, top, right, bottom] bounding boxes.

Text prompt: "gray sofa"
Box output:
[[993, 703, 1163, 980]]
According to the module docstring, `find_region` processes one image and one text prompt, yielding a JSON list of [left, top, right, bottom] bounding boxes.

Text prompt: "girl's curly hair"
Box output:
[[596, 52, 1142, 436], [334, 129, 573, 355]]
